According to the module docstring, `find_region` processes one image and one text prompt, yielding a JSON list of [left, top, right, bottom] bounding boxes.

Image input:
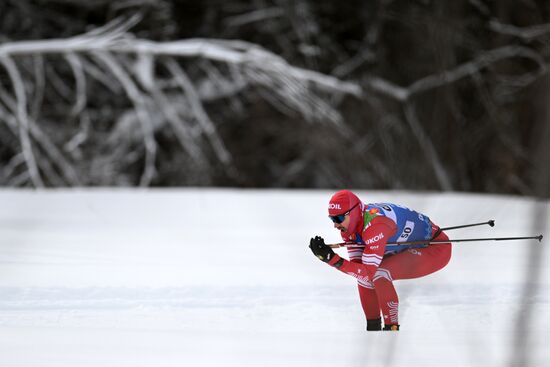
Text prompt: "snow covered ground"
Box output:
[[0, 188, 548, 367]]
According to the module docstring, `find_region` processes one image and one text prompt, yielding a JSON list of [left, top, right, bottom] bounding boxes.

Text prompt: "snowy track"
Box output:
[[0, 189, 548, 366]]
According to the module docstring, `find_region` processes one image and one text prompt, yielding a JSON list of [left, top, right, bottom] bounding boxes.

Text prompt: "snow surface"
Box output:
[[0, 188, 548, 367]]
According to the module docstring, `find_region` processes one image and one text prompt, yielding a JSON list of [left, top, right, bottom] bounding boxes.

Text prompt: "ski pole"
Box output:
[[431, 219, 495, 239], [439, 220, 495, 231], [328, 234, 543, 248]]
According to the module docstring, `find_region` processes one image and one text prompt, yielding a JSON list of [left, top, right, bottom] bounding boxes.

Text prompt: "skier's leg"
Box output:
[[372, 228, 452, 327], [350, 253, 383, 330], [380, 230, 452, 281], [371, 273, 399, 327], [357, 282, 382, 330]]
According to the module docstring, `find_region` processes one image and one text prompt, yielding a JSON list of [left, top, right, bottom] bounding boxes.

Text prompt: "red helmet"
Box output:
[[328, 190, 363, 240], [328, 190, 360, 216]]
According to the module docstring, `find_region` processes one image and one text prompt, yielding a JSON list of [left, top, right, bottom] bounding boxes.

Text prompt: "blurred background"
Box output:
[[1, 2, 549, 367], [1, 0, 549, 196]]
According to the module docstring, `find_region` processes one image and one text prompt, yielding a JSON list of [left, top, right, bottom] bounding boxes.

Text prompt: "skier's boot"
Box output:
[[383, 324, 400, 331], [366, 318, 382, 331]]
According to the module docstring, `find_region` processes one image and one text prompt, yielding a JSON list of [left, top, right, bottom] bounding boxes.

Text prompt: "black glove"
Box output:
[[309, 236, 336, 262]]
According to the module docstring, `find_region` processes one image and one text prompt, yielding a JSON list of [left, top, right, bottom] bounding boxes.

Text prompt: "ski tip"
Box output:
[[538, 235, 544, 242], [488, 220, 495, 227]]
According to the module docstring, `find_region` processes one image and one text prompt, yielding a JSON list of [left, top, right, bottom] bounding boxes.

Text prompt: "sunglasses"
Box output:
[[329, 203, 359, 224]]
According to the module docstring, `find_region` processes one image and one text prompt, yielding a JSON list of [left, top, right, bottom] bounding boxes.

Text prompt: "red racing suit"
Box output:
[[327, 203, 452, 325]]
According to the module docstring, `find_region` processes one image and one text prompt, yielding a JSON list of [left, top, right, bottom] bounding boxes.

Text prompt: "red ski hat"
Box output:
[[328, 190, 360, 216], [328, 190, 363, 240]]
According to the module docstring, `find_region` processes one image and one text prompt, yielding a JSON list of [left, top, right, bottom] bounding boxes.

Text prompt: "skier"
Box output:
[[309, 190, 452, 331]]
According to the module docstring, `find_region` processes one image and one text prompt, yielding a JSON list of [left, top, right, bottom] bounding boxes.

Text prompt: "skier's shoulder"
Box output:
[[362, 202, 399, 219], [361, 204, 396, 229], [365, 202, 401, 212], [368, 202, 427, 217]]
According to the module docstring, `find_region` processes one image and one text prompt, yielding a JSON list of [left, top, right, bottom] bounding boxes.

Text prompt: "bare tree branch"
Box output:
[[0, 55, 44, 187], [65, 52, 87, 116], [1, 11, 547, 191], [0, 37, 362, 98], [79, 55, 122, 93], [0, 16, 363, 186], [490, 19, 550, 41], [409, 46, 545, 94], [164, 59, 232, 165], [93, 51, 157, 186], [30, 55, 46, 120], [224, 7, 284, 28], [137, 59, 208, 164], [0, 102, 81, 186], [365, 45, 546, 101], [404, 103, 453, 191]]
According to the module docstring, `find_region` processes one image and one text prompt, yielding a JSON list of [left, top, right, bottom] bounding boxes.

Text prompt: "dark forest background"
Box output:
[[1, 0, 549, 197]]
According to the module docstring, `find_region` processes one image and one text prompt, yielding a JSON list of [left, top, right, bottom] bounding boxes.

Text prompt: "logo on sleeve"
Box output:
[[365, 233, 384, 244]]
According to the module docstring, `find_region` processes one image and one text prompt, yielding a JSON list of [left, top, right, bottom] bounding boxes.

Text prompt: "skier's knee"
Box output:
[[373, 268, 394, 284]]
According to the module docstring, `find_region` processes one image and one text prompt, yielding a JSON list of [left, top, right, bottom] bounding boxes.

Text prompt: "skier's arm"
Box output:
[[309, 216, 397, 282]]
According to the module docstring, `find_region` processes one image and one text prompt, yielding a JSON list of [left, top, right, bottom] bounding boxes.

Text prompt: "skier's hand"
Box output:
[[309, 236, 335, 262]]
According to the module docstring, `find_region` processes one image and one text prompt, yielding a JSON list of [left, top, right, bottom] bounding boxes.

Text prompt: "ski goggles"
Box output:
[[329, 203, 359, 224]]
